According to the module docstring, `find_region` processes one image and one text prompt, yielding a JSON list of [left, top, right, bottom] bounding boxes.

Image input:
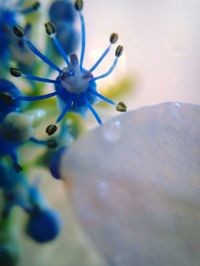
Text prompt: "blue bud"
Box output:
[[26, 208, 62, 243], [55, 22, 80, 55], [49, 146, 66, 179], [49, 0, 77, 24]]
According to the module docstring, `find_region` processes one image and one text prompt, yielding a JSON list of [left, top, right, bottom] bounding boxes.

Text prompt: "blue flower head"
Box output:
[[0, 0, 40, 64], [11, 0, 127, 136]]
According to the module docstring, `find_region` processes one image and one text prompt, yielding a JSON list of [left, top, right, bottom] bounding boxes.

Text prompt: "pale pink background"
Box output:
[[83, 0, 200, 109]]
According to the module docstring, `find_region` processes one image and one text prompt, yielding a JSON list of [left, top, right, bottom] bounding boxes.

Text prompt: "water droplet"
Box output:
[[103, 120, 121, 143], [175, 102, 181, 108], [171, 102, 182, 118]]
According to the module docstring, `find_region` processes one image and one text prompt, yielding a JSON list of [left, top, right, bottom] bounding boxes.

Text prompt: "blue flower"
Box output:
[[11, 0, 127, 135]]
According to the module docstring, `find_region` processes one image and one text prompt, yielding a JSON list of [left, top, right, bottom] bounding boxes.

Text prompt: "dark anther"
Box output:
[[75, 0, 83, 11], [116, 102, 127, 112], [10, 67, 22, 77], [45, 22, 56, 36], [0, 92, 14, 104], [13, 25, 24, 38], [47, 139, 58, 149], [110, 33, 118, 44], [46, 124, 58, 136], [115, 45, 123, 57], [33, 1, 41, 10], [13, 163, 23, 173]]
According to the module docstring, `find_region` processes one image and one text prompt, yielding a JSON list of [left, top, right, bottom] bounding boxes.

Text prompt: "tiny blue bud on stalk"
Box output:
[[49, 0, 77, 24], [26, 208, 62, 243]]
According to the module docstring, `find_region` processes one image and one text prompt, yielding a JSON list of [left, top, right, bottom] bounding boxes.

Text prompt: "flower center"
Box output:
[[59, 53, 93, 94]]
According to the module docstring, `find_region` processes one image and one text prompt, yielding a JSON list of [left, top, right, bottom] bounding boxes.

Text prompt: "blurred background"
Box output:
[[83, 0, 200, 109]]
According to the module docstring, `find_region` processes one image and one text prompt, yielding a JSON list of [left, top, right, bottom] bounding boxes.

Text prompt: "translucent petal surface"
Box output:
[[62, 102, 200, 266]]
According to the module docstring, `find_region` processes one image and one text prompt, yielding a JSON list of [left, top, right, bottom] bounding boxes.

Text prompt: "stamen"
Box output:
[[92, 45, 123, 81], [116, 101, 127, 112], [0, 92, 14, 104], [13, 25, 62, 73], [13, 25, 24, 38], [75, 0, 83, 11], [46, 124, 58, 136], [89, 90, 115, 105], [45, 22, 56, 35], [29, 137, 46, 145], [110, 33, 118, 44], [89, 46, 110, 72], [92, 58, 118, 81], [17, 92, 57, 101], [85, 100, 103, 125], [10, 67, 22, 77], [10, 151, 23, 172], [75, 0, 85, 70], [30, 137, 57, 149], [56, 103, 69, 123], [19, 2, 40, 15], [115, 45, 123, 57], [45, 22, 71, 67], [80, 13, 86, 70], [22, 75, 58, 84], [47, 139, 58, 149], [89, 33, 118, 72], [10, 68, 58, 84], [70, 53, 79, 66]]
